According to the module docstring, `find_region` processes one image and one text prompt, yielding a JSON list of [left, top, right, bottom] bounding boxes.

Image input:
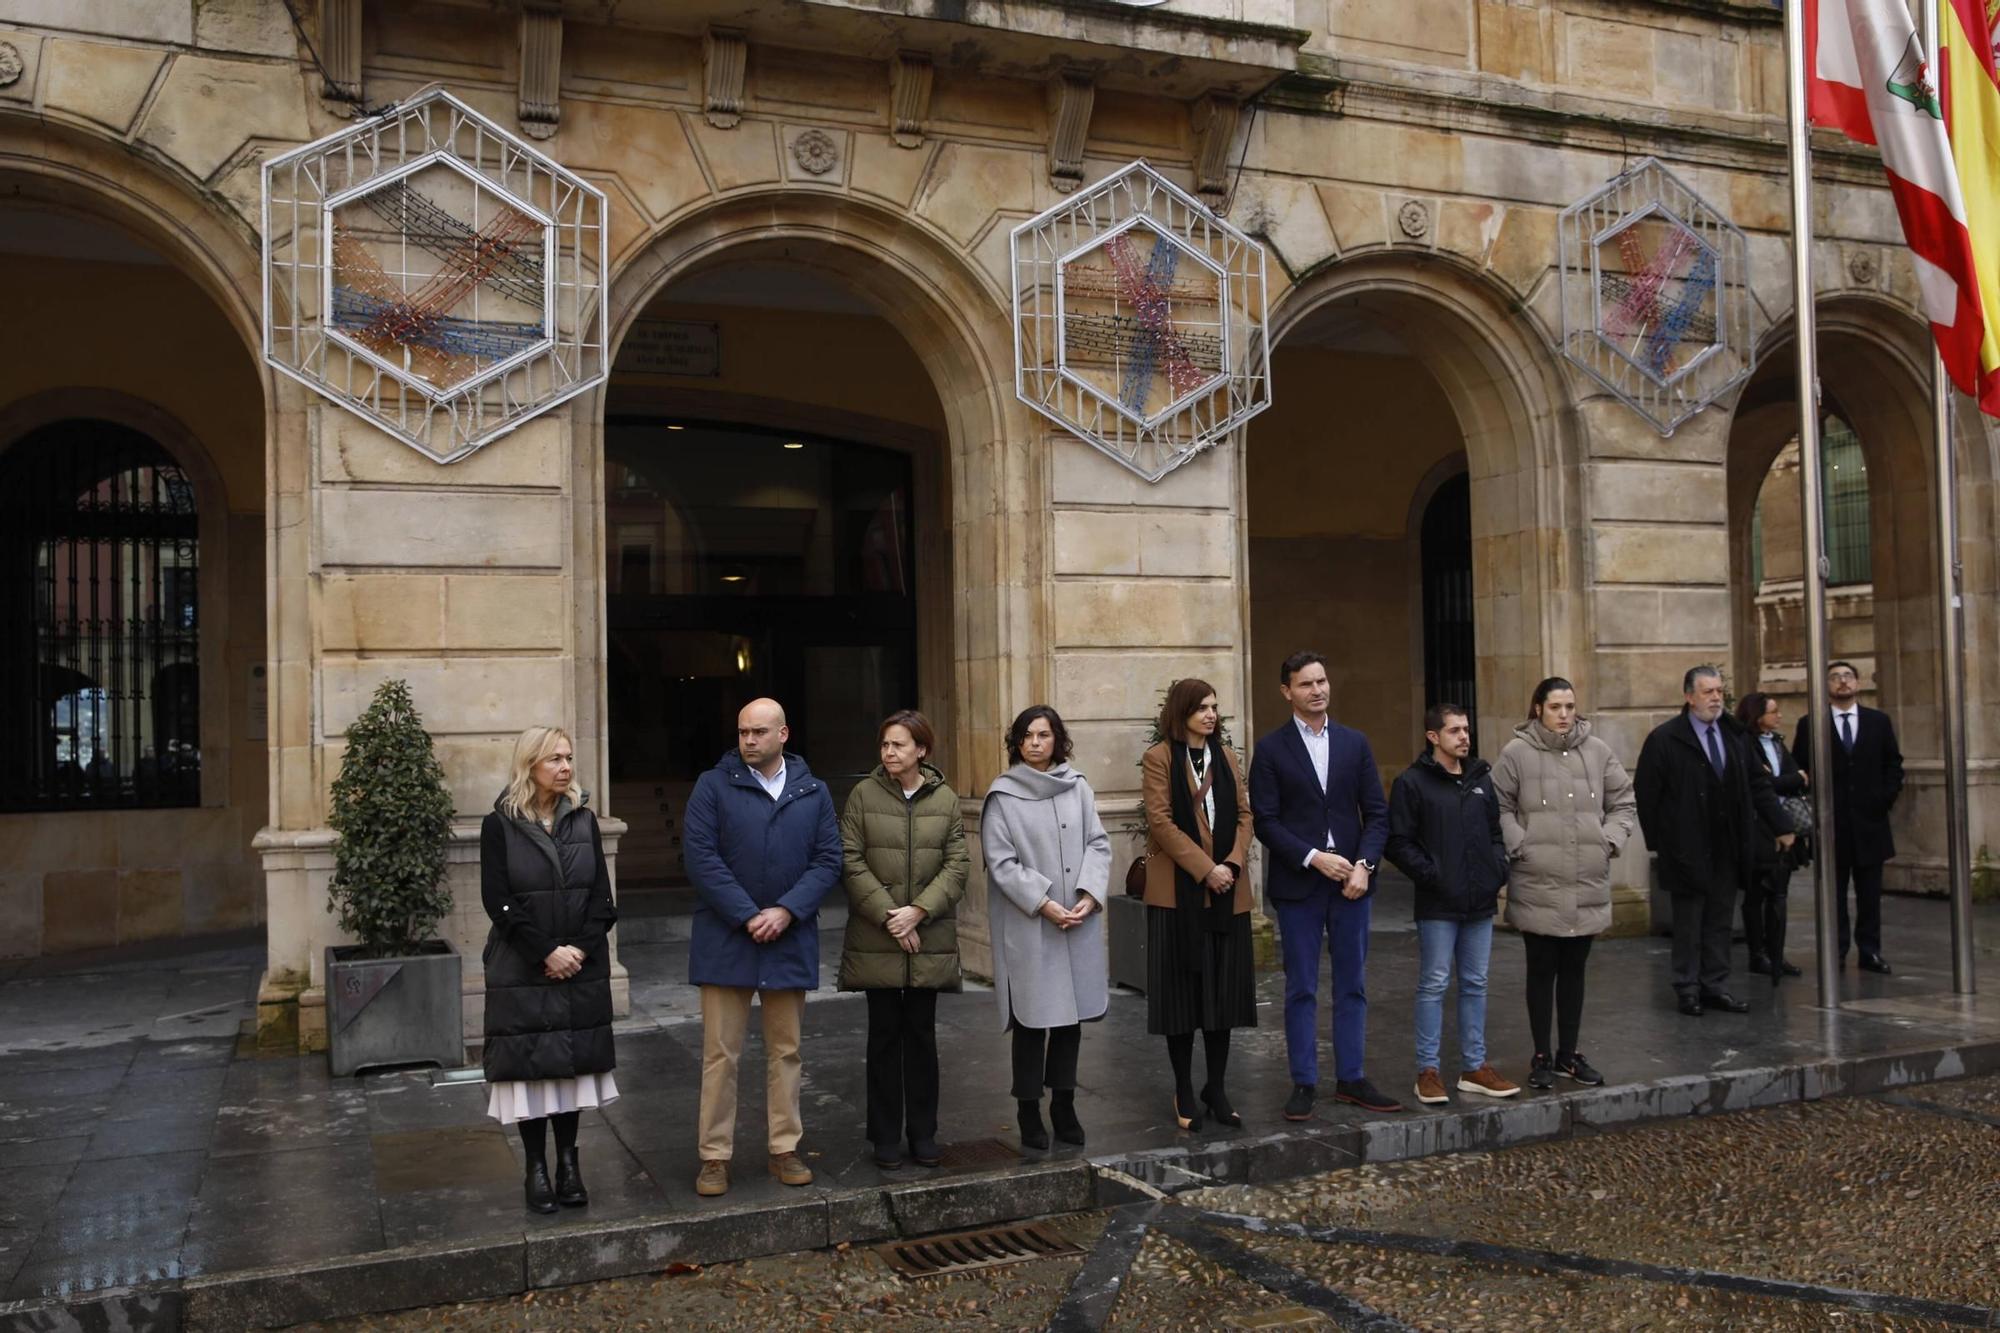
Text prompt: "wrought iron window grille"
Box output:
[[0, 420, 201, 812]]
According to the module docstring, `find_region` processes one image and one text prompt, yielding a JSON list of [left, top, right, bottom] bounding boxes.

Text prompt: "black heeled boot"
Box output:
[[555, 1147, 588, 1207], [1049, 1090, 1085, 1146], [1017, 1098, 1050, 1150], [524, 1159, 557, 1214]]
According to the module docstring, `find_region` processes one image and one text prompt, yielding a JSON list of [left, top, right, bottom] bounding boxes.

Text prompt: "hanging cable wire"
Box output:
[[278, 0, 398, 118], [1219, 70, 1293, 219]]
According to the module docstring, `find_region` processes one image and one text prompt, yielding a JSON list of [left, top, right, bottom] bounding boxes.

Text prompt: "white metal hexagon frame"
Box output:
[[1558, 157, 1753, 437], [262, 89, 608, 463], [1013, 160, 1270, 482]]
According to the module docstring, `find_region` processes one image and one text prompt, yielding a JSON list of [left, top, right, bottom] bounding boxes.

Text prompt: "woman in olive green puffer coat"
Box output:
[[838, 710, 969, 1169]]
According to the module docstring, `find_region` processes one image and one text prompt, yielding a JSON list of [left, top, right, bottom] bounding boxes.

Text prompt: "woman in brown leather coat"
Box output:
[[1140, 677, 1257, 1132]]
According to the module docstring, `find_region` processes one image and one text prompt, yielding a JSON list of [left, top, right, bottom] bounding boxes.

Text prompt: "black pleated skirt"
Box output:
[[1145, 905, 1257, 1036]]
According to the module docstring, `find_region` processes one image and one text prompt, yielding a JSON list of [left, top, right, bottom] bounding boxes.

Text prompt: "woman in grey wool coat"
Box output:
[[1492, 676, 1636, 1093], [979, 705, 1111, 1152]]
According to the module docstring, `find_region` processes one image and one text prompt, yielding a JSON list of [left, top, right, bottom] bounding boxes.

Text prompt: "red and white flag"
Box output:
[[1805, 0, 1994, 409]]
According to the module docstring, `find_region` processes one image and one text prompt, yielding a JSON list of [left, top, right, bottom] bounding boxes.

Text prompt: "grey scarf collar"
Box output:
[[985, 761, 1084, 802]]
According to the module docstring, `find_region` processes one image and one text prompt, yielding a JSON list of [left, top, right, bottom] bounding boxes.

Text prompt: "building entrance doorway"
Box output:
[[1420, 471, 1477, 749], [1245, 308, 1476, 768], [605, 418, 918, 890], [601, 261, 949, 908]]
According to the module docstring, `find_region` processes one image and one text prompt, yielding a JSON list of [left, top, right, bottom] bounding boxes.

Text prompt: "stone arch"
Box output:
[[1727, 297, 1981, 729], [589, 189, 1033, 791], [1256, 251, 1585, 756], [0, 114, 267, 366], [1725, 293, 2000, 887]]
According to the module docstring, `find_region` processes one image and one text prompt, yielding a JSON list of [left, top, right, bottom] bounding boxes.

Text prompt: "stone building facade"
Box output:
[[1, 0, 1992, 1053]]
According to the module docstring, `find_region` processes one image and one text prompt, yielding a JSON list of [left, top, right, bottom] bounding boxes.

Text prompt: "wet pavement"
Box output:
[[0, 887, 1995, 1328], [291, 1069, 2000, 1331]]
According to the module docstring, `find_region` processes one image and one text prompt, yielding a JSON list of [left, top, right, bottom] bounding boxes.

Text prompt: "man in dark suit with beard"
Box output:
[[1792, 661, 1904, 973]]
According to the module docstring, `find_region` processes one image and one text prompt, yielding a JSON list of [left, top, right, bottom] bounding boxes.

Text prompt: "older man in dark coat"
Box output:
[[1636, 666, 1794, 1017], [1791, 661, 1904, 973]]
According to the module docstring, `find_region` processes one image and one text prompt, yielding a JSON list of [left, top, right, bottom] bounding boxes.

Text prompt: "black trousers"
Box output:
[[1670, 862, 1740, 996], [1742, 864, 1788, 963], [1521, 931, 1593, 1058], [866, 989, 939, 1148], [1834, 856, 1885, 958], [1010, 1020, 1081, 1102]]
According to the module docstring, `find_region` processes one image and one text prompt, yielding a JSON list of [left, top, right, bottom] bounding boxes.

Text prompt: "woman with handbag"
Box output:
[[1140, 678, 1257, 1132], [1736, 692, 1808, 982]]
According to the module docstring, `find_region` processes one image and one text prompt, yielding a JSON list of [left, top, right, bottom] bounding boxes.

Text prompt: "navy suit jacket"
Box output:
[[1250, 717, 1389, 903]]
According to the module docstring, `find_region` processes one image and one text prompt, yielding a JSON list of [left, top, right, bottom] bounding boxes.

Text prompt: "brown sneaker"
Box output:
[[1413, 1068, 1449, 1105], [694, 1160, 729, 1197], [768, 1151, 814, 1187], [1457, 1064, 1521, 1098]]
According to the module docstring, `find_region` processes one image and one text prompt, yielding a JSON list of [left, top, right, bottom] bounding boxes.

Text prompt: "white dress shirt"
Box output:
[[1832, 704, 1860, 748], [753, 758, 787, 801], [1293, 713, 1337, 865]]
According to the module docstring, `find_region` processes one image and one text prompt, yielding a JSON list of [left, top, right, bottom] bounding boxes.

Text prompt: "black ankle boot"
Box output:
[[1017, 1098, 1049, 1150], [524, 1159, 557, 1214], [1200, 1082, 1242, 1128], [1049, 1090, 1085, 1146], [555, 1147, 587, 1207]]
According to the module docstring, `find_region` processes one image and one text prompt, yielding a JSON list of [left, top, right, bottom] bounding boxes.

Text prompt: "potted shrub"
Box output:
[[324, 678, 463, 1076]]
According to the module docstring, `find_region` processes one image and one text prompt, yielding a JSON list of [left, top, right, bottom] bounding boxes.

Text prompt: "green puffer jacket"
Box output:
[[838, 763, 970, 991]]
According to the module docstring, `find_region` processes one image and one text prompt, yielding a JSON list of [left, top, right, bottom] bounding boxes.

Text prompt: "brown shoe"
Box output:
[[1457, 1064, 1521, 1099], [694, 1160, 729, 1197], [768, 1152, 814, 1187], [1413, 1068, 1449, 1105]]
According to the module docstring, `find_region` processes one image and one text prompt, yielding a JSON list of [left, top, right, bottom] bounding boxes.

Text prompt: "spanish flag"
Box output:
[[1808, 0, 2000, 414]]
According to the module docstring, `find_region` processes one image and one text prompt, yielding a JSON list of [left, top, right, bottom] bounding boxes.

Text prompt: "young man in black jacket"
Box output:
[[1386, 703, 1518, 1105]]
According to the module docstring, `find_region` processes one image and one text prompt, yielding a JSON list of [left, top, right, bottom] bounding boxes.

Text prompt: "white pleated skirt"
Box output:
[[485, 1071, 621, 1125]]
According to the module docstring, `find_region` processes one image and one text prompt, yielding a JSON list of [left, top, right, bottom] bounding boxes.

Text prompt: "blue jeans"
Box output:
[[1275, 890, 1370, 1086], [1414, 917, 1492, 1073]]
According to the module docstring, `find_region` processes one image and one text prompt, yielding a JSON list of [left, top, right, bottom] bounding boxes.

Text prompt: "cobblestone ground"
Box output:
[[300, 1073, 2000, 1332]]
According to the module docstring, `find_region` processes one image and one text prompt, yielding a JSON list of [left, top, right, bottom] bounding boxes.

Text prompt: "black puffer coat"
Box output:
[[479, 791, 618, 1082]]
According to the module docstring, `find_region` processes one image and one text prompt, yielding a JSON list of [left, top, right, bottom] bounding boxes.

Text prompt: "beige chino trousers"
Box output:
[[698, 985, 805, 1161]]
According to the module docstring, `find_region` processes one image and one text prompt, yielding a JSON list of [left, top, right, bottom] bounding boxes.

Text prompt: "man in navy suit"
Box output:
[[1792, 661, 1904, 973], [1250, 650, 1402, 1119]]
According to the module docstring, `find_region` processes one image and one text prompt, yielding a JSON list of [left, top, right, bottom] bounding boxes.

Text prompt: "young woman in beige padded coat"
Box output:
[[1492, 676, 1636, 1091]]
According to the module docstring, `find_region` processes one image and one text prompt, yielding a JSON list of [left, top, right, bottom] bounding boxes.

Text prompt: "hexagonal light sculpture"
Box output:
[[263, 89, 607, 463], [1014, 161, 1269, 481], [1559, 157, 1753, 437]]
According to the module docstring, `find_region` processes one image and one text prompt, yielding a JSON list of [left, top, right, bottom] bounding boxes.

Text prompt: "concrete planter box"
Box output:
[[1108, 892, 1147, 992], [325, 940, 464, 1077]]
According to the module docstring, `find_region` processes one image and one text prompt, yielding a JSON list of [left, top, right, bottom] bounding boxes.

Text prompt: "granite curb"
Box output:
[[6, 1036, 1998, 1333]]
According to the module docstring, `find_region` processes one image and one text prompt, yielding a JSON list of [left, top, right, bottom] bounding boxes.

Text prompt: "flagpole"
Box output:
[[1785, 0, 1842, 1009], [1924, 0, 1977, 995]]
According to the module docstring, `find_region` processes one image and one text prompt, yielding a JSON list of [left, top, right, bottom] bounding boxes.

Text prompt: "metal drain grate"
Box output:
[[877, 1222, 1083, 1278], [935, 1137, 1021, 1169]]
